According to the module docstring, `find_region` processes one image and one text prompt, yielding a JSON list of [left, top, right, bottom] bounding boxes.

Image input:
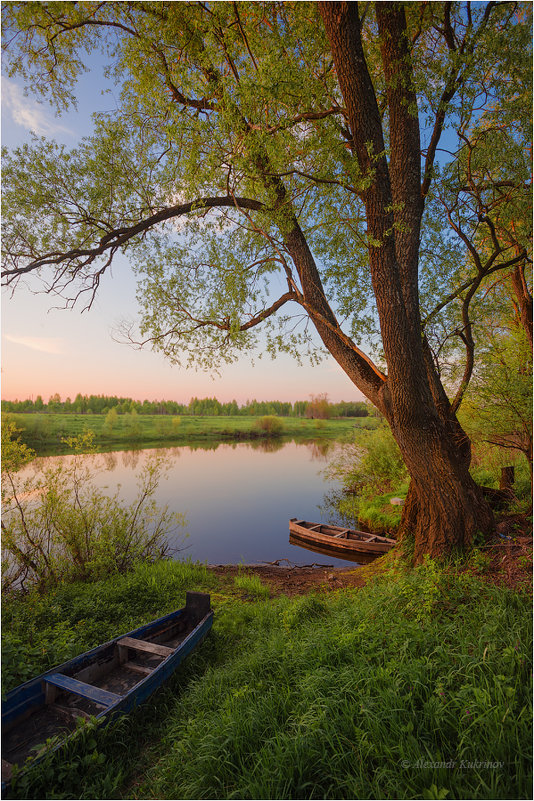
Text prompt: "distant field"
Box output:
[[3, 413, 381, 454]]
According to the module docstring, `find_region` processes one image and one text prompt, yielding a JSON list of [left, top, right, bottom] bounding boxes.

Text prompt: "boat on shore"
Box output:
[[2, 591, 213, 788], [289, 518, 395, 562]]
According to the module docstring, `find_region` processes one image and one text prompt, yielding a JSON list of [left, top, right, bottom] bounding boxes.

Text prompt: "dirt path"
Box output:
[[209, 561, 371, 596]]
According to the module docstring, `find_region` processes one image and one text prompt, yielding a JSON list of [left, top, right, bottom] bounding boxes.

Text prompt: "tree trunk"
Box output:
[[285, 208, 496, 561], [316, 1, 496, 562], [390, 417, 494, 562], [511, 262, 533, 349]]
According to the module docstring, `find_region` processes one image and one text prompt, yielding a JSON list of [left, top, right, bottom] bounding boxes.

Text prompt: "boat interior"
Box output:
[[2, 611, 197, 777]]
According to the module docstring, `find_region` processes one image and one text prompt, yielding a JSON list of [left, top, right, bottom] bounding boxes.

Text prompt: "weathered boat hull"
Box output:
[[2, 592, 213, 788], [289, 534, 383, 564], [289, 519, 395, 562]]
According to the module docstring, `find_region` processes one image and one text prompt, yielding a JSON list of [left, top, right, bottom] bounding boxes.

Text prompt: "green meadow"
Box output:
[[3, 413, 379, 454], [2, 558, 531, 800]]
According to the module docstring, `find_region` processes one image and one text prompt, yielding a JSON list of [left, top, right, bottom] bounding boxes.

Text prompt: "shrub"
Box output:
[[325, 424, 407, 494], [253, 415, 285, 436], [357, 424, 407, 489], [1, 429, 186, 591], [102, 407, 119, 437]]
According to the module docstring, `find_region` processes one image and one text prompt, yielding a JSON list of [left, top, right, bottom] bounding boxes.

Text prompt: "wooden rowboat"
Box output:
[[2, 591, 213, 788], [289, 518, 395, 562]]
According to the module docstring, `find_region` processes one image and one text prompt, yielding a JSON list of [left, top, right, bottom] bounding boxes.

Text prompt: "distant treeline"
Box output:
[[1, 393, 371, 418]]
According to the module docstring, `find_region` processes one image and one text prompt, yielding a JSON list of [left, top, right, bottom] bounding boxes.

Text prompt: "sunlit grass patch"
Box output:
[[137, 568, 531, 801], [4, 413, 380, 455], [233, 572, 271, 599]]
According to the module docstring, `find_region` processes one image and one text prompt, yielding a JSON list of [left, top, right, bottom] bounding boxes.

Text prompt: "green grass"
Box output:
[[3, 413, 380, 455], [233, 572, 271, 599], [332, 482, 409, 534], [2, 558, 531, 800]]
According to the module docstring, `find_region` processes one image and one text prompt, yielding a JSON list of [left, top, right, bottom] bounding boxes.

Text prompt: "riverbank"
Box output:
[[2, 540, 532, 800], [2, 413, 379, 455], [208, 526, 533, 595]]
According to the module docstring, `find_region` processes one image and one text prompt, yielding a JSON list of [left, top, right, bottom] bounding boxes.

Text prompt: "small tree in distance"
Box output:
[[306, 394, 331, 420]]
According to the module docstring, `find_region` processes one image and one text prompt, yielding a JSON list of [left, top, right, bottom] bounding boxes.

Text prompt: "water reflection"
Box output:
[[121, 450, 143, 469], [20, 441, 358, 567], [318, 489, 359, 529], [247, 438, 286, 453], [102, 452, 118, 471], [302, 440, 338, 461]]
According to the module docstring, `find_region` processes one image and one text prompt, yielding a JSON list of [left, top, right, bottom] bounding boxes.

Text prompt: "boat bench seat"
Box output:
[[44, 673, 121, 708], [117, 636, 174, 659]]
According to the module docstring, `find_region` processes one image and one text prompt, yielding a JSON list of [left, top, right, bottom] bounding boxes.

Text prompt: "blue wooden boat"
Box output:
[[2, 591, 213, 788]]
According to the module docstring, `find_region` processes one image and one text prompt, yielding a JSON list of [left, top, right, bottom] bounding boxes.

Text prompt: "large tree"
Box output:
[[2, 2, 531, 560]]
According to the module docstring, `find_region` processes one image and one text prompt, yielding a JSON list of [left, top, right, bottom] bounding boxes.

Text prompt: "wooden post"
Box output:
[[500, 466, 515, 493], [117, 643, 128, 665], [185, 592, 211, 625]]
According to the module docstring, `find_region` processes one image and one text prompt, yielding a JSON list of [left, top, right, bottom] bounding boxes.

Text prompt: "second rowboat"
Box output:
[[289, 518, 395, 562]]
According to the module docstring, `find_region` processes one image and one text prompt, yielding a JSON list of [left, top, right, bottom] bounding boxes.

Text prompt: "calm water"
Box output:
[[28, 440, 354, 566]]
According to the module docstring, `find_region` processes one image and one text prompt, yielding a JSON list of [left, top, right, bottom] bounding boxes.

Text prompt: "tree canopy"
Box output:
[[2, 1, 532, 559]]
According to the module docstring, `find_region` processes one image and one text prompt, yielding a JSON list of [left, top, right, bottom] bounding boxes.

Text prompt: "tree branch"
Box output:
[[125, 291, 297, 349], [421, 2, 498, 198], [2, 195, 265, 286], [249, 106, 346, 135], [424, 250, 528, 327]]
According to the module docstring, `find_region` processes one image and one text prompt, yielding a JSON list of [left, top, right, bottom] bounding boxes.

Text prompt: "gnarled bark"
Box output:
[[389, 415, 494, 562]]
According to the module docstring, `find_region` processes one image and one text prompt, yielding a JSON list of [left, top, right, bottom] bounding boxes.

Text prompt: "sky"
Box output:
[[1, 48, 366, 407]]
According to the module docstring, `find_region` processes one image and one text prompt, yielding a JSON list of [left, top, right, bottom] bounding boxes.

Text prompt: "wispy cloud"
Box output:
[[2, 80, 73, 137], [4, 334, 66, 355]]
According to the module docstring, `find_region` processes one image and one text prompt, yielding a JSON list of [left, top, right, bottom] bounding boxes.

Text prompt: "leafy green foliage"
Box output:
[[321, 425, 409, 531], [463, 327, 532, 473], [1, 3, 531, 558], [1, 429, 186, 591], [2, 3, 530, 375], [2, 393, 369, 418], [325, 424, 407, 495], [1, 419, 35, 472]]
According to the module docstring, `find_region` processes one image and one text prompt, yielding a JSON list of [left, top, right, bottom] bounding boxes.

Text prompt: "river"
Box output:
[[22, 439, 355, 567]]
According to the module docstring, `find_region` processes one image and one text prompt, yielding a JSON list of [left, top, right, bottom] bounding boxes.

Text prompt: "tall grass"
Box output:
[[233, 572, 271, 599], [3, 559, 531, 800], [138, 568, 531, 801], [1, 559, 217, 693]]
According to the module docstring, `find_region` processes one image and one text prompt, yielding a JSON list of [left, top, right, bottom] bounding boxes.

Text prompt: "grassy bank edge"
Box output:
[[2, 413, 380, 455]]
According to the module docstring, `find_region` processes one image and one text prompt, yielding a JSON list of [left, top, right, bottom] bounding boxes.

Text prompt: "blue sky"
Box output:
[[1, 51, 366, 406]]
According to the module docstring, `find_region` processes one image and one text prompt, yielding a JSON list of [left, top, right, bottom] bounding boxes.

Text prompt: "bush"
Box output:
[[325, 424, 407, 495], [357, 424, 407, 489], [322, 425, 408, 531], [1, 429, 186, 591], [253, 415, 285, 436]]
